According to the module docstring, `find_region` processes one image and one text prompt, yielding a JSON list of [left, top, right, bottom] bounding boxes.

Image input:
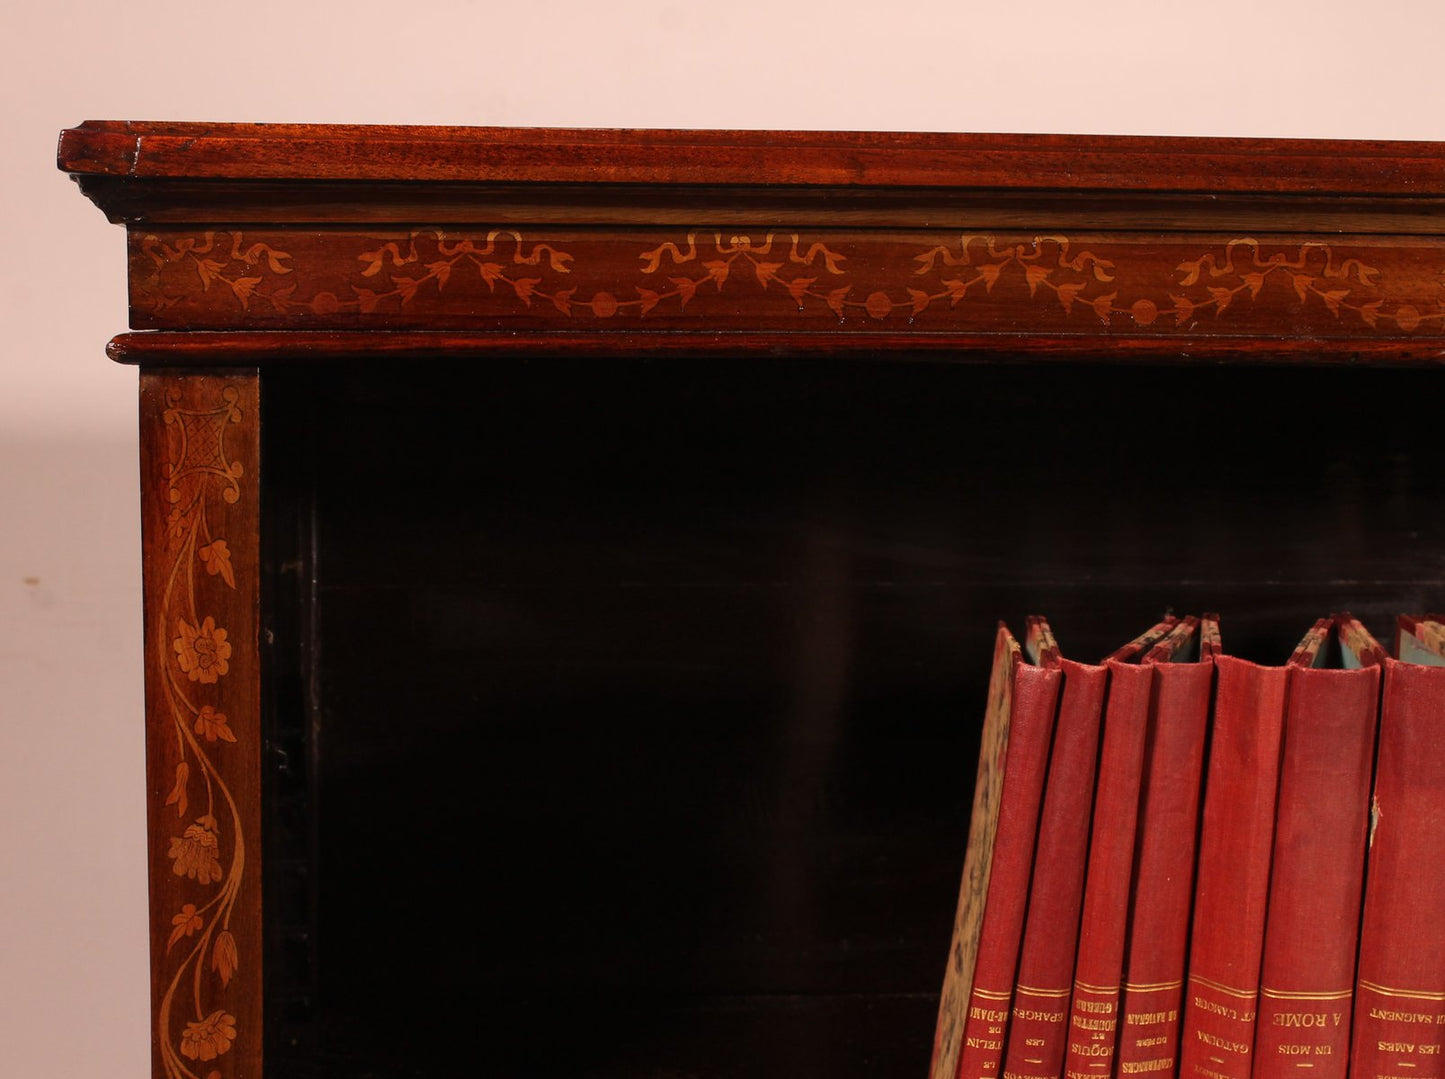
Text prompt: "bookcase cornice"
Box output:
[[58, 124, 1445, 352]]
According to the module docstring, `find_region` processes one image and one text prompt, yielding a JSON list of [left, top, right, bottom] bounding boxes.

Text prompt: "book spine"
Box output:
[[1001, 659, 1109, 1079], [1255, 664, 1381, 1079], [952, 662, 1064, 1079], [1063, 661, 1154, 1079], [1115, 660, 1215, 1079], [1179, 655, 1289, 1079], [932, 628, 1021, 1079], [1349, 659, 1445, 1079]]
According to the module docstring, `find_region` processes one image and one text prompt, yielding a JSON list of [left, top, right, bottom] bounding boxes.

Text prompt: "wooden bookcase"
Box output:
[[59, 124, 1445, 1079]]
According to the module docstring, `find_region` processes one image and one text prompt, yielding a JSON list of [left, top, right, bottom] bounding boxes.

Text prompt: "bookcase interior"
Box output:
[[260, 355, 1443, 1078]]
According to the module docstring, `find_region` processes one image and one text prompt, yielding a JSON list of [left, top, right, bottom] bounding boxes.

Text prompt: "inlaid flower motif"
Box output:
[[213, 930, 238, 986], [180, 1009, 237, 1061], [174, 617, 232, 683], [167, 903, 204, 950], [169, 815, 222, 883], [198, 539, 236, 588], [166, 506, 190, 539], [165, 761, 190, 819], [193, 706, 236, 743]]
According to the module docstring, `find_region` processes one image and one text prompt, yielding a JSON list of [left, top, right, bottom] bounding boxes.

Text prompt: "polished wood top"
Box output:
[[57, 121, 1445, 194]]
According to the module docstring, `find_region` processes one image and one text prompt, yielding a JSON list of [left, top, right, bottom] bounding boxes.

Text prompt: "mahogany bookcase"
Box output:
[[59, 123, 1445, 1079]]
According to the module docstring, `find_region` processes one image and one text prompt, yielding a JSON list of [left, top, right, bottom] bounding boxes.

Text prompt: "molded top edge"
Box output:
[[56, 121, 1445, 195]]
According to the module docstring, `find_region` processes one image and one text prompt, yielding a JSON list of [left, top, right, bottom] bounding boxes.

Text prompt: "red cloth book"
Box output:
[[1114, 616, 1218, 1079], [1348, 617, 1445, 1079], [1255, 616, 1384, 1079], [1062, 616, 1180, 1079], [931, 623, 1064, 1079], [998, 622, 1111, 1079], [1178, 619, 1329, 1079]]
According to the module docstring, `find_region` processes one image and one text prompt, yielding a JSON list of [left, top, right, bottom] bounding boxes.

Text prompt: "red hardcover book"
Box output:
[[1179, 619, 1330, 1079], [999, 621, 1112, 1079], [1348, 617, 1445, 1079], [1114, 616, 1218, 1079], [931, 622, 1064, 1079], [1255, 616, 1384, 1079], [1062, 616, 1180, 1079]]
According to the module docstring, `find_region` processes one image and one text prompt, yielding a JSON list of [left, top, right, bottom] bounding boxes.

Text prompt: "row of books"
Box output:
[[929, 614, 1445, 1079]]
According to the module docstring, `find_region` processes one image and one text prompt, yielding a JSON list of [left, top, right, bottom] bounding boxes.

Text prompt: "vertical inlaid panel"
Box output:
[[140, 372, 262, 1079]]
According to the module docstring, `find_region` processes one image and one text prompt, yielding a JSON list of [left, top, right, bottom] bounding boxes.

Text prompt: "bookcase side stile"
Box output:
[[140, 372, 263, 1079]]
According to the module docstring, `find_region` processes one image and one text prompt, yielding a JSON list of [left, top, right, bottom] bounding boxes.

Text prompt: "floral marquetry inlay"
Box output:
[[143, 376, 260, 1079], [127, 226, 1445, 339]]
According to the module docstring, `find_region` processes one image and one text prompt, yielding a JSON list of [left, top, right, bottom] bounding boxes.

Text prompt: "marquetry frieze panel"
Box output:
[[128, 228, 1445, 338]]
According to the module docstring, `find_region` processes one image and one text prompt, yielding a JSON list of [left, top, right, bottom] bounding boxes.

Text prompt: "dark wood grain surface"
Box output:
[[55, 121, 1445, 193], [108, 331, 1445, 367]]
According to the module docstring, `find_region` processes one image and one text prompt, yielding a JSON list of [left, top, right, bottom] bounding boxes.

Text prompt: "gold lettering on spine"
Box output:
[[1120, 1058, 1176, 1073], [1128, 1011, 1179, 1026], [1370, 1009, 1442, 1025], [1013, 1009, 1067, 1023], [1195, 1031, 1252, 1056], [1357, 982, 1445, 1079]]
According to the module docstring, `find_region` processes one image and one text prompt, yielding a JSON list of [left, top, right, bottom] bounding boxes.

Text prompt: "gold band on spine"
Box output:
[[971, 988, 1015, 1001], [1259, 988, 1352, 1000], [1016, 985, 1073, 998], [1073, 980, 1121, 994], [1357, 980, 1445, 1002], [1188, 974, 1260, 1000]]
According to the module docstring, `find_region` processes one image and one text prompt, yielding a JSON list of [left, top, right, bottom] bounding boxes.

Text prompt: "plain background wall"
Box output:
[[3, 2, 1441, 1074]]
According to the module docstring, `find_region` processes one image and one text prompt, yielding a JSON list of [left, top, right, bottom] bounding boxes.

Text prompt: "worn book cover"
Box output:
[[1114, 615, 1217, 1079], [1179, 619, 1328, 1079], [1062, 616, 1180, 1079], [1255, 616, 1383, 1079], [931, 623, 1063, 1079], [999, 620, 1111, 1079], [1348, 617, 1445, 1079]]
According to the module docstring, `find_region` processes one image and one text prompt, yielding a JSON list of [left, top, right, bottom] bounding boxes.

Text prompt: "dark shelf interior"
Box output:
[[260, 356, 1444, 1078]]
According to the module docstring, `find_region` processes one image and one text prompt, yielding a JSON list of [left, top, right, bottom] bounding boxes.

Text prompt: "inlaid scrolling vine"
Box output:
[[130, 228, 1445, 335], [153, 384, 249, 1079]]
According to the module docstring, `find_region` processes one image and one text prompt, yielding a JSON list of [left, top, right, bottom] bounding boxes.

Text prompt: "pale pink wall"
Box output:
[[3, 1, 1440, 1074]]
